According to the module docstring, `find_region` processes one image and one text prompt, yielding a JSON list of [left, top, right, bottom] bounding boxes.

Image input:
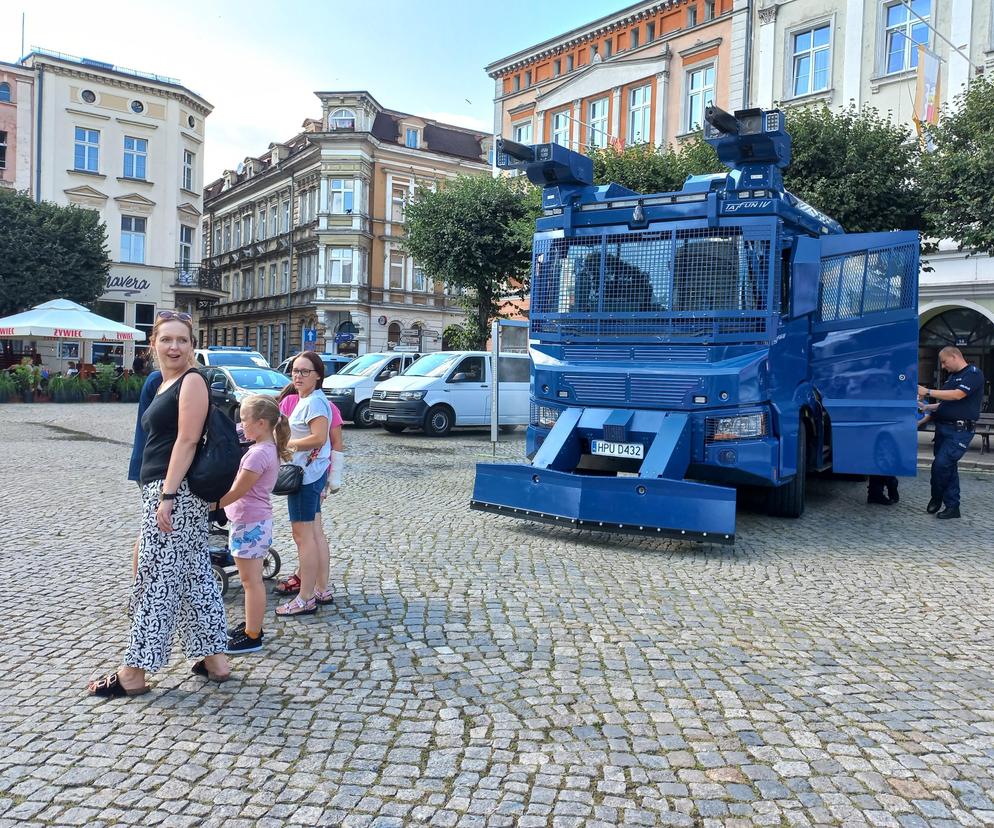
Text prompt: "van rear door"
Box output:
[[809, 231, 919, 476]]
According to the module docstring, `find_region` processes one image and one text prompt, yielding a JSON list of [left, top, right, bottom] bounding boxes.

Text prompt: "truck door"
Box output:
[[810, 231, 919, 476]]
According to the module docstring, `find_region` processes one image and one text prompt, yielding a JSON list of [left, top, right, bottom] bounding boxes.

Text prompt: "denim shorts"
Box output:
[[287, 470, 328, 523]]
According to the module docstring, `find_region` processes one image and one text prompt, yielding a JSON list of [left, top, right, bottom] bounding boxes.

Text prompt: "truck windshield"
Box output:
[[337, 354, 386, 376], [532, 226, 774, 341], [405, 353, 460, 377]]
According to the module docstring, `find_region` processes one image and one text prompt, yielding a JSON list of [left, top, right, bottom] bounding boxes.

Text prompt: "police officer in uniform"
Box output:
[[918, 346, 985, 519]]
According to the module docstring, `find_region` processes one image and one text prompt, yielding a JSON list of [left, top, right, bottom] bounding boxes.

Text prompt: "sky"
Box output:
[[2, 0, 614, 181]]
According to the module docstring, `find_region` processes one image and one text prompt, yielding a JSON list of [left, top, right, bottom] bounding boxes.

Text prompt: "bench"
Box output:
[[922, 412, 994, 454]]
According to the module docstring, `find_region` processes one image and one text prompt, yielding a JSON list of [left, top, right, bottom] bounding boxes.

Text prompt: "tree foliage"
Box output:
[[588, 134, 723, 194], [0, 190, 111, 316], [920, 76, 994, 256], [403, 175, 540, 349]]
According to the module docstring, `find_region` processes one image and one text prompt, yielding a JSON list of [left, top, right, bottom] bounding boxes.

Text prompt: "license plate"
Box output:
[[373, 412, 387, 422], [590, 439, 644, 459]]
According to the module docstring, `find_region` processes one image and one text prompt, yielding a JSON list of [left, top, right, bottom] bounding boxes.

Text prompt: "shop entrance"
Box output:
[[919, 307, 994, 412]]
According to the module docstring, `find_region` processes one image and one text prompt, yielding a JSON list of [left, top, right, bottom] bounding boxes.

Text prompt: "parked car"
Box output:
[[322, 351, 420, 427], [276, 353, 351, 378], [204, 365, 289, 420], [195, 346, 270, 368], [370, 351, 530, 437]]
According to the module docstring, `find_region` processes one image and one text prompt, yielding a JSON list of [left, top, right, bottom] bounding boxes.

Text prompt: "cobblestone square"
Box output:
[[2, 403, 994, 827]]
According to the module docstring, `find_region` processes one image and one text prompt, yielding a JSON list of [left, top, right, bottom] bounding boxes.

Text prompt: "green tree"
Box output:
[[783, 104, 926, 234], [403, 175, 540, 349], [920, 76, 994, 255], [0, 189, 111, 316], [589, 133, 723, 194]]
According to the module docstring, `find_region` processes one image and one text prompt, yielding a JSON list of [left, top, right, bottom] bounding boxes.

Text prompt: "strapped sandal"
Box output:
[[191, 659, 231, 683], [314, 587, 335, 606], [87, 671, 150, 698], [273, 573, 301, 596], [275, 595, 317, 616]]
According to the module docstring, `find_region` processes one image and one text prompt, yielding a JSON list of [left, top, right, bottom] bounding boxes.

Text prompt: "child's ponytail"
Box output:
[[275, 414, 292, 462]]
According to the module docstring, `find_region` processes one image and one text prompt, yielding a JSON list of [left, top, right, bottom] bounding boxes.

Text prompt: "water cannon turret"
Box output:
[[496, 137, 593, 195], [703, 105, 791, 172]]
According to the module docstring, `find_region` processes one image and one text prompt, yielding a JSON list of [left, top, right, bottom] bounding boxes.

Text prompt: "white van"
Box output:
[[369, 351, 530, 436], [322, 352, 420, 427]]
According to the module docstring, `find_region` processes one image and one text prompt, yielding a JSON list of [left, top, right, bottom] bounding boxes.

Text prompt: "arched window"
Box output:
[[0, 83, 10, 103], [387, 321, 401, 349], [330, 108, 356, 130]]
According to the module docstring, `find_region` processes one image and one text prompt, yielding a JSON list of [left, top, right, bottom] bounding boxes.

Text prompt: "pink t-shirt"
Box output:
[[279, 394, 343, 431], [225, 441, 278, 523]]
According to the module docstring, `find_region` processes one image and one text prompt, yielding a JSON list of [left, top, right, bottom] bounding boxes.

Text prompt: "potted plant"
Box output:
[[114, 372, 144, 403], [48, 375, 67, 403], [92, 364, 118, 402], [0, 371, 15, 403], [11, 359, 40, 403]]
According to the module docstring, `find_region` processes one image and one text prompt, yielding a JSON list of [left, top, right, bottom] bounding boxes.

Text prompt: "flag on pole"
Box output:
[[913, 43, 942, 136], [610, 136, 625, 152]]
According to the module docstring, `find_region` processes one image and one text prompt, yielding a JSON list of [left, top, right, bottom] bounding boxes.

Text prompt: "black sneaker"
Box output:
[[226, 629, 264, 654], [227, 620, 246, 637]]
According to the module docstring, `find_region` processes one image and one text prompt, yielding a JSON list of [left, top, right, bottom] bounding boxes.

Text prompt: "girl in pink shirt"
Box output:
[[218, 395, 291, 653], [274, 391, 345, 600]]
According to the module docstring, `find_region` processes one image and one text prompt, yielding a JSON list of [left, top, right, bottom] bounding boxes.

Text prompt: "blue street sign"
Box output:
[[335, 333, 355, 344], [302, 328, 317, 350]]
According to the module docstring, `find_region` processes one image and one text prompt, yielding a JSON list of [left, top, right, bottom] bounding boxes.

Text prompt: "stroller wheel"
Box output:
[[262, 548, 281, 580], [212, 564, 229, 596]]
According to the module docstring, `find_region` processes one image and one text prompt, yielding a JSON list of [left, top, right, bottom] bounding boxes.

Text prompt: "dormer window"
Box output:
[[330, 108, 356, 130], [405, 128, 420, 149]]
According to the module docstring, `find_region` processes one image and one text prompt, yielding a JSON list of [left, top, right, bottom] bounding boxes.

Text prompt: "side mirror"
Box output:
[[388, 370, 398, 378], [450, 372, 467, 383], [210, 381, 226, 392]]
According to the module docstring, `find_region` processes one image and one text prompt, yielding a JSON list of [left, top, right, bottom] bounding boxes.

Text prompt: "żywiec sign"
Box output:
[[105, 275, 152, 297]]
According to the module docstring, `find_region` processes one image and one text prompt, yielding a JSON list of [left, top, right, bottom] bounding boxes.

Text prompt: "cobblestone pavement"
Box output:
[[2, 403, 994, 828]]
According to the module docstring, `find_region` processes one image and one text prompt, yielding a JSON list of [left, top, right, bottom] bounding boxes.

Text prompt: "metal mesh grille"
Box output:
[[818, 243, 917, 323], [532, 225, 774, 342]]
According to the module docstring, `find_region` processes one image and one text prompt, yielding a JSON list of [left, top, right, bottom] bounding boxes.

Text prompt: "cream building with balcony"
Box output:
[[21, 48, 215, 367], [202, 91, 490, 364]]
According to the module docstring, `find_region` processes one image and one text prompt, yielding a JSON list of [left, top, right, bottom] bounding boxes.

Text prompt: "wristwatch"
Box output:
[[160, 491, 177, 501]]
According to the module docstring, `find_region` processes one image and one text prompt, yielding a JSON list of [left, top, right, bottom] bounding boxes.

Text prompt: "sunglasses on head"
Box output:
[[157, 310, 193, 322]]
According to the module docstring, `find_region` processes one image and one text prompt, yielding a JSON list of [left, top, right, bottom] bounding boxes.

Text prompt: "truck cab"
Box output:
[[472, 107, 919, 543], [322, 351, 420, 427]]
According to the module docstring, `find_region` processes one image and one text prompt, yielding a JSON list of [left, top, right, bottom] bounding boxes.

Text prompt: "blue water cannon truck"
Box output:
[[471, 105, 919, 543]]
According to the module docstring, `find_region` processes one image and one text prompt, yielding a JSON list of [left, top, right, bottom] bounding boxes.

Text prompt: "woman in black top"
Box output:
[[88, 312, 230, 698]]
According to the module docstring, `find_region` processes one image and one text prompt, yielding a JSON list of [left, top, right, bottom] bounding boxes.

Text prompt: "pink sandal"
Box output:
[[314, 587, 334, 605], [275, 595, 317, 616]]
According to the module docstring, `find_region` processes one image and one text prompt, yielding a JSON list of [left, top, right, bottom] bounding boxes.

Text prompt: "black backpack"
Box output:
[[187, 400, 241, 503]]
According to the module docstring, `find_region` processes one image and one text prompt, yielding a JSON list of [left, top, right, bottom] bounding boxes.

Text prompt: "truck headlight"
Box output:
[[706, 413, 767, 442], [530, 402, 563, 430], [399, 390, 425, 401], [329, 387, 354, 397]]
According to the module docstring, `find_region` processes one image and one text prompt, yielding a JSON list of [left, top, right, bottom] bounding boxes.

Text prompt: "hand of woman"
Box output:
[[156, 499, 174, 533]]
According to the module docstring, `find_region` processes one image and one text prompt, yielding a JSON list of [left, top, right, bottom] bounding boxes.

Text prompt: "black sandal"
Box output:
[[191, 659, 231, 683], [87, 672, 150, 698]]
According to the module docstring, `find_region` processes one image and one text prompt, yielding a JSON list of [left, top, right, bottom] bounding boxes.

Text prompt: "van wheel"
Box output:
[[499, 424, 518, 434], [424, 406, 453, 437], [768, 425, 806, 518], [353, 401, 374, 428], [383, 423, 406, 434]]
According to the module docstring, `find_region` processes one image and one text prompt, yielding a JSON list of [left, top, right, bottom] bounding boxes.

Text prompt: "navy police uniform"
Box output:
[[930, 363, 984, 511]]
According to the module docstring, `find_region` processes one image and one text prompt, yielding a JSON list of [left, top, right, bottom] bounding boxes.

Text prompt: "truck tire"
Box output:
[[353, 401, 374, 428], [768, 425, 806, 518], [383, 423, 406, 434], [424, 405, 453, 437]]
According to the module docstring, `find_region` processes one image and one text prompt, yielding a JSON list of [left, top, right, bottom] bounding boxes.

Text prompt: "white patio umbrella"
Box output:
[[0, 298, 145, 373]]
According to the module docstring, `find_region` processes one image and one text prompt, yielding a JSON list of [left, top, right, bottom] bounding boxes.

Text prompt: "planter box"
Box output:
[[86, 394, 100, 403]]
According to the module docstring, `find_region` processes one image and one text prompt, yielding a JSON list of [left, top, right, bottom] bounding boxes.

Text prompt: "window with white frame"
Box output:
[[74, 127, 99, 172], [182, 150, 195, 191], [704, 0, 716, 21], [330, 179, 355, 213], [413, 265, 429, 292], [258, 266, 266, 296], [628, 84, 652, 144], [231, 274, 240, 300], [391, 186, 407, 223], [242, 214, 252, 244], [234, 218, 242, 248], [222, 222, 231, 252], [179, 225, 194, 269], [512, 121, 533, 144], [588, 98, 609, 148], [0, 131, 6, 170], [328, 248, 354, 284], [258, 207, 267, 240], [242, 270, 253, 299], [281, 199, 290, 232], [792, 23, 831, 96], [281, 260, 289, 293], [121, 216, 146, 263], [883, 0, 929, 74], [405, 128, 419, 149], [212, 224, 221, 254], [389, 251, 405, 289], [269, 262, 277, 294], [269, 203, 277, 235], [686, 64, 716, 131], [631, 28, 640, 49], [552, 111, 570, 147], [329, 108, 356, 130], [123, 136, 147, 179], [0, 83, 9, 103]]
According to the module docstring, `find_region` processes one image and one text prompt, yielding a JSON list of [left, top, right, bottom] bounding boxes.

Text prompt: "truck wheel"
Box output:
[[768, 425, 806, 518], [353, 401, 374, 428], [424, 405, 453, 437], [383, 423, 406, 434]]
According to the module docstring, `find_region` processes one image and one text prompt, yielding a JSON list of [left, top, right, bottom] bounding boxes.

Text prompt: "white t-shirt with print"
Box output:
[[288, 391, 332, 484]]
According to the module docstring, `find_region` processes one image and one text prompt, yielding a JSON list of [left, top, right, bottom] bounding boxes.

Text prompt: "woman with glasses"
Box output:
[[88, 310, 230, 697], [275, 351, 332, 616]]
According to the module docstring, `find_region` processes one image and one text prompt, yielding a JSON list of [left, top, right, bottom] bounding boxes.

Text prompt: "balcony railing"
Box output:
[[173, 263, 223, 292]]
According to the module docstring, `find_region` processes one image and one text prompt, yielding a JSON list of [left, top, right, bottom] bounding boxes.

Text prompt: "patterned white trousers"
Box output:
[[125, 480, 228, 672]]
